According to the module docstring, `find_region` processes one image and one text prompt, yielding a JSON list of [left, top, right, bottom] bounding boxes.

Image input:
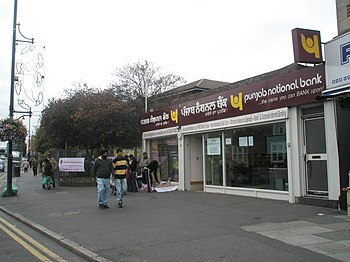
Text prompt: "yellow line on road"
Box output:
[[0, 223, 51, 261], [0, 216, 67, 262]]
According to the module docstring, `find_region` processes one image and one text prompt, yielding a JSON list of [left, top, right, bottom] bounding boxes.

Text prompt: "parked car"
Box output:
[[0, 159, 4, 172]]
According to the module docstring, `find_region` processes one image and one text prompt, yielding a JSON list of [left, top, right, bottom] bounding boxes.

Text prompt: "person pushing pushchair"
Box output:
[[42, 157, 54, 190]]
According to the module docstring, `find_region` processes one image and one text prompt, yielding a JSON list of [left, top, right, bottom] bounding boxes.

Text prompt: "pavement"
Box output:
[[1, 170, 350, 262]]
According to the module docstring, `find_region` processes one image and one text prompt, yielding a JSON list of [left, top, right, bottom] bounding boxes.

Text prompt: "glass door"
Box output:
[[303, 116, 328, 196], [204, 132, 223, 186]]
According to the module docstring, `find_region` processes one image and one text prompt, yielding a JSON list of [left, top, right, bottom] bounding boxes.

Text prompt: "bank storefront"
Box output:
[[141, 64, 340, 204]]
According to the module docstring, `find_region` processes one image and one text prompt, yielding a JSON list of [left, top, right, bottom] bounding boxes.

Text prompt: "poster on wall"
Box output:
[[239, 137, 248, 147], [207, 138, 221, 155], [59, 158, 85, 172], [248, 136, 254, 146]]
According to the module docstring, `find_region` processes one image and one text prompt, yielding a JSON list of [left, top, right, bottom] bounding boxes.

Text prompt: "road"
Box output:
[[0, 209, 86, 262]]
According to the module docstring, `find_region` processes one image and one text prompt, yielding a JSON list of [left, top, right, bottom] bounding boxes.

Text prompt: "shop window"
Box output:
[[204, 132, 223, 186], [149, 137, 179, 182], [224, 122, 288, 191]]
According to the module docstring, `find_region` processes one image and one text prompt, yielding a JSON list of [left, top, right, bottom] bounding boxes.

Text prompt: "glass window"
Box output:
[[204, 132, 223, 186], [149, 137, 178, 182], [224, 122, 288, 191]]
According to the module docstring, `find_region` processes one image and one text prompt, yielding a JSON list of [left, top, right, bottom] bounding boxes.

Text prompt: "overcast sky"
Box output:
[[0, 0, 338, 132]]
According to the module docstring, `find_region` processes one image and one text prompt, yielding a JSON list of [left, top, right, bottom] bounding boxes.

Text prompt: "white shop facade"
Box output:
[[141, 64, 340, 205]]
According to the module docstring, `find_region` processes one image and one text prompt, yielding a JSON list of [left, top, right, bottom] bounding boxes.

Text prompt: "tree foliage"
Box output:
[[35, 85, 136, 151], [34, 61, 185, 153]]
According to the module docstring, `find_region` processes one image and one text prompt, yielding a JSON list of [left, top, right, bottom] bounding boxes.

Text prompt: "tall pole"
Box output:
[[144, 83, 148, 112], [6, 0, 18, 196], [28, 109, 31, 158]]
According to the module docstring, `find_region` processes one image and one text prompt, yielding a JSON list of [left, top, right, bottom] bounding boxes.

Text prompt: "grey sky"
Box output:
[[0, 0, 337, 132]]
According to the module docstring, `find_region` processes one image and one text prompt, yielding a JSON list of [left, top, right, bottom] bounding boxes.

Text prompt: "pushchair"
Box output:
[[42, 175, 53, 190]]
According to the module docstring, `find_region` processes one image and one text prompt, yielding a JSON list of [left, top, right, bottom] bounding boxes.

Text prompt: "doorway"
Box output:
[[184, 134, 203, 191], [303, 106, 328, 196]]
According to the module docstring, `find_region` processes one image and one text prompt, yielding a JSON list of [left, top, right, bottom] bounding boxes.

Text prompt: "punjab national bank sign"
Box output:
[[140, 65, 325, 132], [292, 28, 323, 64]]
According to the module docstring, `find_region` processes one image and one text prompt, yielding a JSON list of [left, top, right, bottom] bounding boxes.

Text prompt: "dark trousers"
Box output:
[[128, 171, 138, 192], [51, 174, 55, 187], [142, 169, 151, 192], [33, 167, 38, 176]]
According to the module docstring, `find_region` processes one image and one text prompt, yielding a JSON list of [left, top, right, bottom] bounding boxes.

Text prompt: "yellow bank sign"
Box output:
[[292, 28, 322, 64]]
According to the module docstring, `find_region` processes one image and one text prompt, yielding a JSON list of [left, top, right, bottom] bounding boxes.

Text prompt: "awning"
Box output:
[[320, 85, 350, 99]]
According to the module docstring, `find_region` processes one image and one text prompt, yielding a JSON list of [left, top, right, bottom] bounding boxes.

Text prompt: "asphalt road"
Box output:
[[1, 170, 349, 262]]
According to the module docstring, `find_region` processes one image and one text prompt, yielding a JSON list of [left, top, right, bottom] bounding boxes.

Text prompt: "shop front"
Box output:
[[323, 32, 350, 210], [141, 63, 340, 205]]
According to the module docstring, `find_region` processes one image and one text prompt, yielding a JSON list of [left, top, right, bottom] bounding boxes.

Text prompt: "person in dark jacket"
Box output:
[[42, 157, 54, 190], [31, 157, 39, 176], [93, 150, 113, 209], [48, 152, 57, 188], [144, 160, 160, 192], [128, 154, 138, 192]]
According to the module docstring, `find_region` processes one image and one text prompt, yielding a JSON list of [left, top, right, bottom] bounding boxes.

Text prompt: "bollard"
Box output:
[[342, 187, 350, 217], [13, 165, 20, 177]]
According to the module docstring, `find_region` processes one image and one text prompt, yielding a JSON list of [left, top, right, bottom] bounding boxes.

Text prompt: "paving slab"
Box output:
[[287, 225, 335, 235], [1, 171, 348, 262], [303, 242, 350, 255]]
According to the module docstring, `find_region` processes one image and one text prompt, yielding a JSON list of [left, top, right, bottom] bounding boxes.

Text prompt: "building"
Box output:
[[319, 1, 350, 210], [141, 55, 341, 207]]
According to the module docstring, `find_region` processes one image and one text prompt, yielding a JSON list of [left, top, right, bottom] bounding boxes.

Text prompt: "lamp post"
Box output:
[[5, 0, 34, 197], [6, 0, 19, 197]]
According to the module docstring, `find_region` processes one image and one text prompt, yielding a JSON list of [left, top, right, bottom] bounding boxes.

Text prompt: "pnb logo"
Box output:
[[292, 28, 322, 64], [340, 42, 350, 65], [230, 92, 243, 111], [170, 109, 178, 123], [301, 33, 320, 59]]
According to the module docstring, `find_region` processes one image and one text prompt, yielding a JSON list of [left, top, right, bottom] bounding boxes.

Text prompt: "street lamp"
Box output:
[[5, 0, 34, 197]]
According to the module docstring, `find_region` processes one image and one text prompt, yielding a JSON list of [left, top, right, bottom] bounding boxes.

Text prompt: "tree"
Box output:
[[34, 85, 136, 152], [33, 61, 185, 153], [108, 60, 185, 149], [32, 126, 50, 153], [110, 60, 185, 109]]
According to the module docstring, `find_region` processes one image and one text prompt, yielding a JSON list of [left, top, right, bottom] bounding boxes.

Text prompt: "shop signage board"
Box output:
[[140, 64, 324, 132], [325, 32, 350, 90], [181, 108, 288, 134], [292, 28, 323, 64]]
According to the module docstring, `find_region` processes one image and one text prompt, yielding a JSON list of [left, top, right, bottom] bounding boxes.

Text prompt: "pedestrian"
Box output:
[[128, 154, 138, 192], [48, 152, 57, 188], [144, 160, 160, 191], [138, 152, 149, 173], [92, 149, 113, 209], [112, 149, 128, 208], [42, 157, 54, 190], [138, 152, 149, 188], [31, 156, 39, 176], [124, 154, 131, 193], [21, 158, 30, 173]]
